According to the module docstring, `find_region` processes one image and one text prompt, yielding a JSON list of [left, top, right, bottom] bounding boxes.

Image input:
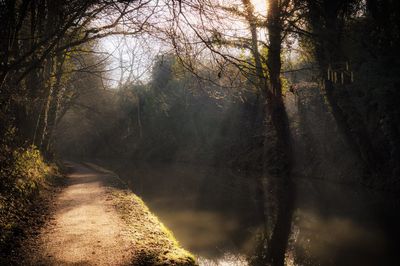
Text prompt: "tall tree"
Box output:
[[168, 1, 296, 264]]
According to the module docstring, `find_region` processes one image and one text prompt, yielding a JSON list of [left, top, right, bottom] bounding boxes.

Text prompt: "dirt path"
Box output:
[[24, 162, 134, 265]]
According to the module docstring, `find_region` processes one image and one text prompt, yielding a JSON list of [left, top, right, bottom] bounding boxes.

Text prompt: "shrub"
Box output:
[[12, 146, 50, 195], [0, 144, 54, 251]]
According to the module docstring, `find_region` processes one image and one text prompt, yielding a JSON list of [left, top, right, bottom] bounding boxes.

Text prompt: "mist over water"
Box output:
[[98, 159, 400, 266]]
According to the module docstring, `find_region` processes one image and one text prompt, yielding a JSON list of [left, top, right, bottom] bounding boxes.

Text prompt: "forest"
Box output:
[[1, 0, 399, 265]]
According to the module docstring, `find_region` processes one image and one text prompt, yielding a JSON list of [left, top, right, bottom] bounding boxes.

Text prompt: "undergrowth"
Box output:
[[0, 140, 58, 252]]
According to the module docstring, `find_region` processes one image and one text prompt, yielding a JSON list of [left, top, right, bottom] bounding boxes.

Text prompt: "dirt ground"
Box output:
[[22, 162, 135, 265]]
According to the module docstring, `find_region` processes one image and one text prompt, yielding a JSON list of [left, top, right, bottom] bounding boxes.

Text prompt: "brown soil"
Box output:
[[22, 162, 134, 265]]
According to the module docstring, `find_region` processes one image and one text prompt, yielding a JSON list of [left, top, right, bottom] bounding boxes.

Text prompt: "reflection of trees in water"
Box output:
[[195, 167, 266, 254], [286, 178, 400, 266], [104, 160, 265, 258], [251, 174, 295, 266], [97, 159, 400, 265]]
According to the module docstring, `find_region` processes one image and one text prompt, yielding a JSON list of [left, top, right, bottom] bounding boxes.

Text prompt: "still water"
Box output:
[[100, 160, 400, 266]]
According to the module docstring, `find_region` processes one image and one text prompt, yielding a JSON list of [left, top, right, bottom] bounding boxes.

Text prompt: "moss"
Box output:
[[109, 188, 197, 266], [111, 189, 196, 266], [85, 162, 197, 265]]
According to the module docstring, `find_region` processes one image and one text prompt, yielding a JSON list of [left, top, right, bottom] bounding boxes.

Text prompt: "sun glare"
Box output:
[[251, 0, 268, 16]]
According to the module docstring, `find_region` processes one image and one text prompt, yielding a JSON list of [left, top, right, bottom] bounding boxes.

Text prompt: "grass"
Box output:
[[111, 189, 196, 266], [85, 163, 197, 266]]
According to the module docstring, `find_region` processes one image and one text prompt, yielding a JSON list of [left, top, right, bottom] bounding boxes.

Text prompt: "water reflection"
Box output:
[[102, 161, 263, 264], [290, 210, 387, 266], [198, 253, 249, 266], [99, 160, 400, 266], [289, 179, 400, 266]]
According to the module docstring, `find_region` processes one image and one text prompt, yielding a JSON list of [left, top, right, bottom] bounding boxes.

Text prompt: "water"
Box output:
[[100, 160, 400, 266]]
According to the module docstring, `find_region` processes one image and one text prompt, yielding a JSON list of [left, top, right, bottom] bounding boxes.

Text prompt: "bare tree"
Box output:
[[160, 1, 298, 264], [0, 0, 156, 153]]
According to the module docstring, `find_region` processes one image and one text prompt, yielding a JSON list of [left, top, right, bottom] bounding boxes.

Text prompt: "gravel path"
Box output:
[[24, 162, 134, 265]]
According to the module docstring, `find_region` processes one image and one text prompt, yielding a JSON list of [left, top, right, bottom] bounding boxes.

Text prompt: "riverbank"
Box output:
[[3, 162, 195, 265], [85, 162, 196, 266]]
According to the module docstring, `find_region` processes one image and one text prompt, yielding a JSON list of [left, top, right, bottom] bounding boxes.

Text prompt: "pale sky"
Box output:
[[99, 0, 269, 88]]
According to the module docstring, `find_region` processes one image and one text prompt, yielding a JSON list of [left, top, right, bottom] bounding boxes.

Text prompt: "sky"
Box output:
[[100, 35, 166, 88], [98, 0, 269, 88], [252, 0, 268, 16]]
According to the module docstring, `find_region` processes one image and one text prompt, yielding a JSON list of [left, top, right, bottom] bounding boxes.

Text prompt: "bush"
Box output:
[[0, 144, 54, 251], [12, 146, 50, 195]]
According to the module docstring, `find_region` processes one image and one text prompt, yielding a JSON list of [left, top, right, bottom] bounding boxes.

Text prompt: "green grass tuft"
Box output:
[[108, 186, 197, 265]]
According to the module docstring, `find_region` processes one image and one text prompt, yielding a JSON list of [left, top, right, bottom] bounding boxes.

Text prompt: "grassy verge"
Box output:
[[85, 163, 197, 266], [0, 145, 62, 261]]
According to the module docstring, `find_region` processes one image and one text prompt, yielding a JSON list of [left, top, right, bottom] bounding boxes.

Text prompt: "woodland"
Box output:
[[0, 0, 400, 266]]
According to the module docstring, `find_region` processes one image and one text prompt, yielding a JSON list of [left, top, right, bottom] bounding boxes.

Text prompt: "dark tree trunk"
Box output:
[[263, 96, 294, 266], [242, 0, 295, 264], [263, 2, 295, 265], [30, 0, 61, 149]]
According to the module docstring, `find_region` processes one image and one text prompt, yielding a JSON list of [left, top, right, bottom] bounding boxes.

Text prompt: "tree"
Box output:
[[165, 1, 298, 264], [0, 0, 154, 155]]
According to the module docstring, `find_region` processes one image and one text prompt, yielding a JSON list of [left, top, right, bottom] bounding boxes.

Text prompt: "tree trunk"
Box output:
[[242, 0, 295, 265], [31, 0, 61, 150], [137, 95, 143, 139], [34, 56, 53, 147], [42, 52, 66, 156], [263, 1, 295, 265], [242, 0, 271, 234]]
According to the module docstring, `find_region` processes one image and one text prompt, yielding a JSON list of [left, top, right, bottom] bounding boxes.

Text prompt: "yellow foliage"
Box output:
[[0, 145, 55, 249], [12, 146, 50, 194], [281, 76, 290, 95]]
